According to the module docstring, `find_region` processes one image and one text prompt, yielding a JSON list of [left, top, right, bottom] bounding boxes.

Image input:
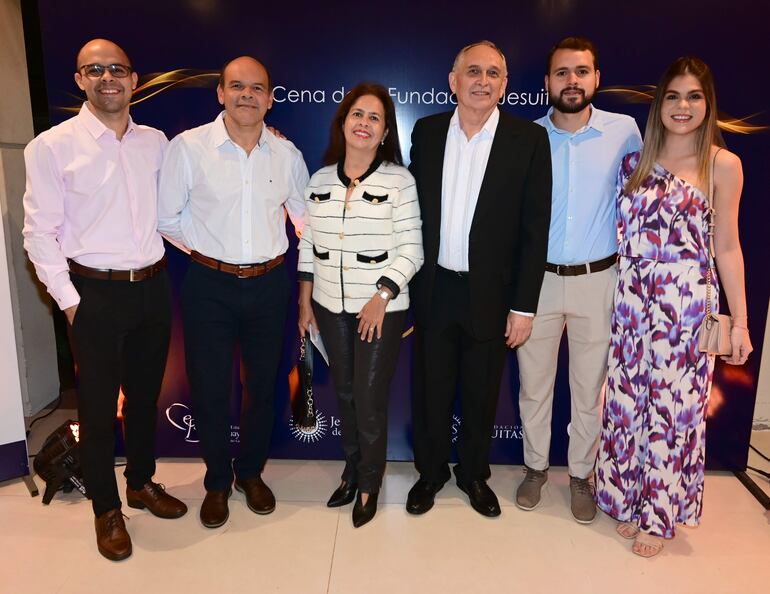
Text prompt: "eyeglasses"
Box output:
[[78, 63, 132, 78]]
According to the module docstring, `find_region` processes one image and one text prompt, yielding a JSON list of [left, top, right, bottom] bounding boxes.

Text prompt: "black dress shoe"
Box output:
[[327, 480, 358, 508], [457, 479, 501, 517], [406, 478, 444, 515], [352, 491, 378, 528]]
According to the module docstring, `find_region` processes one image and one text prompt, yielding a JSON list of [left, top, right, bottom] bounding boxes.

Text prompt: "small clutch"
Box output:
[[698, 313, 732, 355], [291, 335, 317, 430]]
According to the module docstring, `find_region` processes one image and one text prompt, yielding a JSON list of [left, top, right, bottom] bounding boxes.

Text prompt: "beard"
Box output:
[[549, 87, 594, 114]]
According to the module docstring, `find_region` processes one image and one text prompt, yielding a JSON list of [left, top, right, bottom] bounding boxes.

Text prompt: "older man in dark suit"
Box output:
[[407, 40, 552, 517]]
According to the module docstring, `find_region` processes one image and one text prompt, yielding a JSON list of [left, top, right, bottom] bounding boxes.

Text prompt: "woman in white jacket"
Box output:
[[297, 83, 423, 527]]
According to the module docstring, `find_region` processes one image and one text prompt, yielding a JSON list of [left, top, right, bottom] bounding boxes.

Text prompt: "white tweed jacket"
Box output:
[[297, 160, 423, 314]]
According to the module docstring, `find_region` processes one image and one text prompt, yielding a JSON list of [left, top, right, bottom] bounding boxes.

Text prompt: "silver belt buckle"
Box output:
[[556, 265, 563, 275], [129, 269, 136, 282], [236, 266, 249, 279]]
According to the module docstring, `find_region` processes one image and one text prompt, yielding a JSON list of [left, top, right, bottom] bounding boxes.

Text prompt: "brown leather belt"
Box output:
[[68, 256, 166, 282], [545, 253, 617, 277], [191, 251, 284, 278]]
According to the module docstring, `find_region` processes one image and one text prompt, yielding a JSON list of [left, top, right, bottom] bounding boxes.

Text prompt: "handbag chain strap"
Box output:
[[704, 148, 722, 319]]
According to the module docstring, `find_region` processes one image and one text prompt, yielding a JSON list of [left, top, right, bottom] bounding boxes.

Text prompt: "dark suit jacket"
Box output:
[[408, 110, 552, 341]]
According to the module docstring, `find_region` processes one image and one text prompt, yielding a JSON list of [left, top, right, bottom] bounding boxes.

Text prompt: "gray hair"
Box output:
[[452, 40, 507, 74]]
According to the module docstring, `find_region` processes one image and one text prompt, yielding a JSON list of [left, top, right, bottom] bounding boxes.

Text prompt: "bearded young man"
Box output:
[[515, 37, 642, 523]]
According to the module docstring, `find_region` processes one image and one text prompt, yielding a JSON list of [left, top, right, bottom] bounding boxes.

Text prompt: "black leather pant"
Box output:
[[314, 301, 406, 493]]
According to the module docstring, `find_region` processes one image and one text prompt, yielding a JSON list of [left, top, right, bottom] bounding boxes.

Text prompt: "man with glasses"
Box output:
[[23, 39, 186, 562]]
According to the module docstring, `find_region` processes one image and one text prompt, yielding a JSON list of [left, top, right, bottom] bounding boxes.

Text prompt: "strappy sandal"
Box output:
[[616, 521, 640, 539], [632, 532, 664, 558]]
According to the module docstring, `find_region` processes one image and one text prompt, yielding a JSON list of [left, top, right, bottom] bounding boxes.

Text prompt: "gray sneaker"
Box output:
[[569, 476, 597, 524], [515, 467, 548, 510]]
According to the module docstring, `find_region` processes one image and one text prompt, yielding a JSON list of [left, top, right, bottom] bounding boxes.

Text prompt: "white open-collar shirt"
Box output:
[[157, 112, 308, 264]]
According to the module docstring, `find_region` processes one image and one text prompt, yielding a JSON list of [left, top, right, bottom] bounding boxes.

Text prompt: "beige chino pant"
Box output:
[[516, 265, 616, 479]]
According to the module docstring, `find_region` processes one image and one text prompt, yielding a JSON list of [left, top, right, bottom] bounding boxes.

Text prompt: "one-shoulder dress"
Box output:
[[595, 151, 718, 538]]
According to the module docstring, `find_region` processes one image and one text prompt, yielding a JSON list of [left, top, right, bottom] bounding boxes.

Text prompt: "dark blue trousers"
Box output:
[[181, 261, 289, 492]]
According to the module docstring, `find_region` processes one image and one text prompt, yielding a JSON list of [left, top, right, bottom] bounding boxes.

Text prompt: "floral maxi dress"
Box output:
[[595, 152, 718, 538]]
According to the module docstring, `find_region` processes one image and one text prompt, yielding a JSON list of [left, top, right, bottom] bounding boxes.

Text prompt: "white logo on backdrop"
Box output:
[[289, 410, 329, 444], [165, 402, 240, 444], [450, 414, 524, 442]]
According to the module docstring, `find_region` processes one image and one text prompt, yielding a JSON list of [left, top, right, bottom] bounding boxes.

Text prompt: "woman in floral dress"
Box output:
[[595, 57, 753, 557]]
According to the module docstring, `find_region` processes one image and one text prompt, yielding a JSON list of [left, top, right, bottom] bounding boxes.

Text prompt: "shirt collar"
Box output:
[[337, 157, 382, 187], [449, 106, 500, 140], [213, 111, 270, 150], [78, 102, 137, 139], [543, 105, 605, 135]]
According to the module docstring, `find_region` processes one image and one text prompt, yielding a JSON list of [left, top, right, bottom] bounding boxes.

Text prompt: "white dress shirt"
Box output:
[[438, 107, 499, 271], [157, 112, 308, 264], [22, 103, 167, 310]]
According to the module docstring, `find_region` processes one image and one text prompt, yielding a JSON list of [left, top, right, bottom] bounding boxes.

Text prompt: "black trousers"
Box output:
[[181, 261, 289, 492], [314, 302, 406, 493], [70, 270, 171, 517], [411, 266, 507, 485]]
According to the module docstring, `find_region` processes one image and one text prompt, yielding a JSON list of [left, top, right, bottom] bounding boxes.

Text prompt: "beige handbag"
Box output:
[[698, 149, 732, 355]]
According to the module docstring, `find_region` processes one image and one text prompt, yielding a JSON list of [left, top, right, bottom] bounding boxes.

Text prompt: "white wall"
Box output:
[[0, 0, 60, 416]]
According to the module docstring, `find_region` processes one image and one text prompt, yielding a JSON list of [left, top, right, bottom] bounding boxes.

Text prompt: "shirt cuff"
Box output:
[[297, 271, 314, 282], [53, 282, 81, 311], [509, 309, 534, 317], [376, 276, 400, 299]]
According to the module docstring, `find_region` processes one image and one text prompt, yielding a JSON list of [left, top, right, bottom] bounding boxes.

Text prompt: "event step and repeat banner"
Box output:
[[33, 0, 768, 470]]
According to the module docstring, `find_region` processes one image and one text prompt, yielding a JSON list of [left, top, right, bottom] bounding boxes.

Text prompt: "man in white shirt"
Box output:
[[157, 56, 308, 528], [407, 41, 552, 517], [23, 39, 187, 562], [515, 37, 642, 522]]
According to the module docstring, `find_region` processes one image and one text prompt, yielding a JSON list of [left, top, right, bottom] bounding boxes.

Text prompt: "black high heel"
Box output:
[[352, 491, 378, 528], [327, 480, 357, 508]]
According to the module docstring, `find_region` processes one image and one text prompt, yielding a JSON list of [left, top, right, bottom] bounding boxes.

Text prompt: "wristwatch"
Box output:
[[377, 289, 391, 302]]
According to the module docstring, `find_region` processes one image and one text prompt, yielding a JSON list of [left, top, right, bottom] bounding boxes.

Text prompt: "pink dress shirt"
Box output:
[[22, 103, 167, 310]]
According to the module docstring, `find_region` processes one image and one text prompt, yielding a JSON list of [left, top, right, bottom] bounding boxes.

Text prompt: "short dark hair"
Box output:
[[322, 83, 403, 166], [546, 37, 599, 74], [218, 56, 272, 91]]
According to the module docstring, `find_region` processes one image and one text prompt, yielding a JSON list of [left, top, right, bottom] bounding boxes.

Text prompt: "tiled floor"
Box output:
[[2, 412, 769, 594]]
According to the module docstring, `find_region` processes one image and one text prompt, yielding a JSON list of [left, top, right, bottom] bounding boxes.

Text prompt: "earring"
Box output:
[[380, 138, 385, 146]]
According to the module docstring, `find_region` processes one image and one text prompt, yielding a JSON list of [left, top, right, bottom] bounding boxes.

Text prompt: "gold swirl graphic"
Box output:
[[58, 68, 219, 113]]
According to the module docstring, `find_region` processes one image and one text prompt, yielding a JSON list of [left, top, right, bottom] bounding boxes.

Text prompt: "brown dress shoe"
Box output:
[[234, 476, 276, 515], [126, 482, 188, 519], [200, 488, 231, 528], [94, 509, 132, 561]]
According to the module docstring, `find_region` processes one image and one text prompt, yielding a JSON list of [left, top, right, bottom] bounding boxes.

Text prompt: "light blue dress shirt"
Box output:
[[535, 106, 642, 265]]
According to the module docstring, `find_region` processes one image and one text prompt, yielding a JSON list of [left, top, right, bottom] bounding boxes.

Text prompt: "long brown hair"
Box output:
[[626, 56, 725, 194], [322, 83, 403, 166]]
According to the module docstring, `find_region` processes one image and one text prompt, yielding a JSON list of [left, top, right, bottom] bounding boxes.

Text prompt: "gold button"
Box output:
[[372, 198, 379, 204], [353, 179, 360, 186], [343, 266, 349, 271], [339, 232, 344, 239], [314, 197, 319, 202], [370, 259, 376, 264], [345, 204, 351, 210]]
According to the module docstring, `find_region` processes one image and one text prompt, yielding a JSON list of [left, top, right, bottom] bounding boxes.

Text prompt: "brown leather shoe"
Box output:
[[94, 509, 132, 561], [200, 488, 231, 528], [234, 476, 276, 515], [126, 482, 188, 519]]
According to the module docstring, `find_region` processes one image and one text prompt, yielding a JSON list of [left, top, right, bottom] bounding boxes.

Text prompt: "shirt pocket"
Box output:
[[309, 192, 331, 203], [362, 191, 389, 205], [356, 251, 388, 265], [313, 245, 330, 260]]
